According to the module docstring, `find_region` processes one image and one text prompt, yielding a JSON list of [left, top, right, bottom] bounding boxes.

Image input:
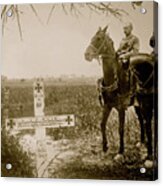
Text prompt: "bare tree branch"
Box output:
[[1, 5, 15, 19], [86, 3, 100, 15], [30, 4, 43, 25], [62, 4, 68, 15], [47, 5, 55, 24], [1, 2, 143, 39], [132, 1, 143, 9], [69, 3, 82, 17], [15, 5, 23, 41], [1, 5, 7, 19], [2, 5, 15, 36], [2, 13, 6, 36]]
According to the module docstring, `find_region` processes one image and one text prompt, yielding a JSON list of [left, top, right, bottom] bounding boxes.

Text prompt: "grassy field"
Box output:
[[1, 81, 156, 180]]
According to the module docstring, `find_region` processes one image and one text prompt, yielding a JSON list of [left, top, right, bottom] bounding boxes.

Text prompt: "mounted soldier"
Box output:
[[84, 26, 156, 168], [117, 22, 140, 63], [115, 22, 140, 97]]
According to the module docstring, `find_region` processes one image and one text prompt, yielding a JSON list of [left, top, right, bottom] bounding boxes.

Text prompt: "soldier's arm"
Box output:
[[117, 39, 128, 55], [117, 43, 122, 54], [132, 36, 140, 54], [122, 37, 140, 58]]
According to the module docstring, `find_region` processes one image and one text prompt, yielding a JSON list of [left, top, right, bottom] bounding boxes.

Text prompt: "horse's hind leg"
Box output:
[[135, 106, 145, 144], [118, 109, 125, 154], [114, 109, 125, 162], [100, 105, 111, 152], [143, 113, 154, 168], [145, 116, 153, 160], [154, 93, 158, 162]]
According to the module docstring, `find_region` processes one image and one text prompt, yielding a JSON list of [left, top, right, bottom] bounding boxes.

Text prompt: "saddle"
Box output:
[[130, 53, 154, 66], [97, 53, 155, 106]]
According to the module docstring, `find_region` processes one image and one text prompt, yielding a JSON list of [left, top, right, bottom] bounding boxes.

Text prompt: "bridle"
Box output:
[[91, 34, 118, 93], [90, 36, 107, 57]]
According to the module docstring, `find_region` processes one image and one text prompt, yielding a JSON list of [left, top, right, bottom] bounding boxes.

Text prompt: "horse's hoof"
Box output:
[[114, 154, 124, 163], [136, 143, 148, 160], [136, 142, 145, 149], [136, 142, 142, 148], [144, 159, 154, 169]]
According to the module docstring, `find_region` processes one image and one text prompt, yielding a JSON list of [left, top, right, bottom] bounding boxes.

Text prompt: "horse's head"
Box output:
[[84, 26, 115, 62]]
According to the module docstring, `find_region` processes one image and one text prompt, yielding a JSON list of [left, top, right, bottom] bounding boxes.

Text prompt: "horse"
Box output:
[[84, 26, 157, 168]]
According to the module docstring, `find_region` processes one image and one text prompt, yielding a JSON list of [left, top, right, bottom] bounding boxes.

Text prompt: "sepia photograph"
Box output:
[[1, 1, 158, 180]]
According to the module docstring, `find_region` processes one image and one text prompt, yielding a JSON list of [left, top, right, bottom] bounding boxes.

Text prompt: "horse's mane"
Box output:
[[104, 34, 116, 58]]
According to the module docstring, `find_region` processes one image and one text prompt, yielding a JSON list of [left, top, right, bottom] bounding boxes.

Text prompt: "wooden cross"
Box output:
[[7, 119, 16, 129], [65, 115, 73, 125], [35, 83, 42, 93]]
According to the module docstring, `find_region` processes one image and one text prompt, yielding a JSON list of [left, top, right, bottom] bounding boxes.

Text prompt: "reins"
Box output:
[[90, 37, 107, 57], [91, 35, 118, 93]]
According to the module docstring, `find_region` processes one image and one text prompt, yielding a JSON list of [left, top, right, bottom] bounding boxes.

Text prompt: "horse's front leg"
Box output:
[[118, 109, 125, 154], [100, 105, 112, 153], [114, 109, 125, 162], [135, 106, 145, 146]]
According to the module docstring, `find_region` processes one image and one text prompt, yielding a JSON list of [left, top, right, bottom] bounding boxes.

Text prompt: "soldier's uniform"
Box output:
[[117, 34, 140, 60], [117, 24, 140, 99]]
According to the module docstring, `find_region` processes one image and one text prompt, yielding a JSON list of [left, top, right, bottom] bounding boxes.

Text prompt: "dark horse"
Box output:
[[84, 26, 157, 168]]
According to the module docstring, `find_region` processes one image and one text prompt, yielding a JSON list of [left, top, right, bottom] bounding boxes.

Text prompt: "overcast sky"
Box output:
[[1, 1, 154, 78]]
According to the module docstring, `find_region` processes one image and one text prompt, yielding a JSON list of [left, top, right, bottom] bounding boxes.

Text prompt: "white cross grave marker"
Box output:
[[5, 78, 75, 177], [33, 79, 45, 117], [33, 79, 46, 140]]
